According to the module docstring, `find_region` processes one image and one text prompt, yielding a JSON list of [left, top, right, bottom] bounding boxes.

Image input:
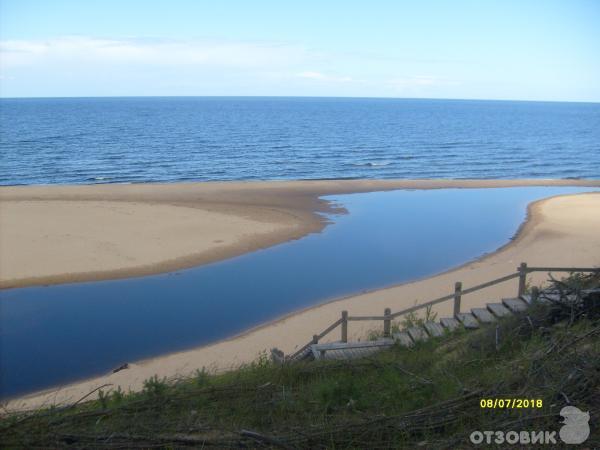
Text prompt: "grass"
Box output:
[[367, 304, 438, 341], [1, 274, 599, 448]]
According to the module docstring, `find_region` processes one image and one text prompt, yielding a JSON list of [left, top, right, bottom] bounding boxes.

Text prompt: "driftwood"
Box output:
[[112, 363, 129, 373]]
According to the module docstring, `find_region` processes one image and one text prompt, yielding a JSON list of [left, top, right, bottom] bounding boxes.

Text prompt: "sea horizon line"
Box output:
[[1, 95, 599, 105]]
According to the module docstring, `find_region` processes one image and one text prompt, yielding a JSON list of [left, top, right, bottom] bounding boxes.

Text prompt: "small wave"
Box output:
[[86, 176, 113, 183], [351, 161, 393, 167]]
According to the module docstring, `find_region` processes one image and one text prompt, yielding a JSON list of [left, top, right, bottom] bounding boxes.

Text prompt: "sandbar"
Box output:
[[1, 179, 599, 288]]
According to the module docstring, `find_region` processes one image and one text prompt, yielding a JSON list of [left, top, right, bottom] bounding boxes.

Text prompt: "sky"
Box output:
[[1, 0, 599, 101]]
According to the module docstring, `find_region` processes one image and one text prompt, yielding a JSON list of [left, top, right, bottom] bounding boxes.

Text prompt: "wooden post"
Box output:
[[383, 308, 391, 337], [312, 334, 319, 344], [453, 282, 462, 317], [531, 286, 539, 304], [341, 310, 348, 343], [518, 262, 528, 297]]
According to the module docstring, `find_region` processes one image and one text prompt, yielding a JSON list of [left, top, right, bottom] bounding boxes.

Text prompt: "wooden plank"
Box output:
[[393, 332, 413, 347], [538, 291, 579, 303], [348, 315, 387, 321], [523, 290, 557, 304], [459, 272, 520, 296], [288, 342, 312, 361], [540, 291, 561, 302], [311, 339, 393, 353], [520, 294, 533, 304], [487, 302, 511, 318], [471, 307, 496, 323], [527, 267, 600, 273], [320, 346, 384, 361], [453, 281, 462, 317], [423, 321, 444, 337], [407, 326, 428, 342], [502, 297, 528, 313], [455, 313, 480, 329], [316, 318, 343, 340], [313, 340, 392, 351], [311, 347, 323, 360], [440, 317, 460, 330], [320, 349, 339, 360]]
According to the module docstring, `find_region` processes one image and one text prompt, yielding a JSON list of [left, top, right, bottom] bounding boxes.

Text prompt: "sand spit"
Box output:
[[1, 179, 599, 288]]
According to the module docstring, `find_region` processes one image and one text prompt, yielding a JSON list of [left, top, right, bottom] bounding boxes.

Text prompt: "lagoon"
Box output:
[[0, 186, 598, 398]]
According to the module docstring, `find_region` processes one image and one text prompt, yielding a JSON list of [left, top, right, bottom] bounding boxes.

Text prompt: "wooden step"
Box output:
[[317, 346, 381, 360], [423, 321, 444, 337], [487, 302, 512, 318], [520, 293, 533, 304], [520, 293, 550, 304], [538, 291, 577, 303], [407, 326, 428, 342], [539, 290, 561, 302], [393, 332, 413, 347], [502, 297, 528, 313], [455, 313, 480, 329], [440, 317, 460, 330], [471, 307, 496, 323], [311, 339, 393, 360]]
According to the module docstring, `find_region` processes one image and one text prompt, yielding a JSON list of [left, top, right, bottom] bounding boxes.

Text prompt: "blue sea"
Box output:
[[1, 97, 599, 184]]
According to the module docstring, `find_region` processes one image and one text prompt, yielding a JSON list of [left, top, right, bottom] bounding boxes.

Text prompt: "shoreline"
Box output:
[[2, 179, 600, 289], [2, 185, 600, 410], [121, 190, 598, 356]]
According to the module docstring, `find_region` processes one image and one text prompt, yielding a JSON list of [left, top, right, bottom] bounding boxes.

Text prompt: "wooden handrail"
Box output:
[[527, 267, 600, 273], [317, 318, 344, 340], [286, 264, 598, 360], [460, 272, 520, 296], [288, 318, 343, 360], [390, 292, 456, 319], [348, 315, 387, 321]]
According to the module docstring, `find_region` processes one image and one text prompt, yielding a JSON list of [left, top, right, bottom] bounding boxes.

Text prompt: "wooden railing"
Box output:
[[288, 263, 599, 360]]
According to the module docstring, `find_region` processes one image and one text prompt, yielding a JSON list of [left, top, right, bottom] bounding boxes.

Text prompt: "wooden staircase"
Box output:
[[285, 288, 592, 362], [275, 265, 599, 364], [305, 294, 533, 361]]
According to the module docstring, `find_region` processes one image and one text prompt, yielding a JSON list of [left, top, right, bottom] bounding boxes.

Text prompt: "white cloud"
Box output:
[[0, 36, 463, 98], [296, 71, 354, 83], [0, 36, 309, 69], [388, 75, 458, 90], [297, 71, 327, 80], [389, 75, 439, 87]]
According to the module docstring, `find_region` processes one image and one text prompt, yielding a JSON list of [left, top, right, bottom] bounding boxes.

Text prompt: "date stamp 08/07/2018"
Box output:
[[479, 398, 543, 409]]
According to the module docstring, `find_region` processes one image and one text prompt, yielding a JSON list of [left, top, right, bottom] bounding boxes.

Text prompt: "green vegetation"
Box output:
[[367, 304, 438, 341], [1, 274, 599, 448]]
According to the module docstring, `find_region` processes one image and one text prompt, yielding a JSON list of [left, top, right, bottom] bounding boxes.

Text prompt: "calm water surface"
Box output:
[[1, 186, 598, 399], [1, 97, 599, 184]]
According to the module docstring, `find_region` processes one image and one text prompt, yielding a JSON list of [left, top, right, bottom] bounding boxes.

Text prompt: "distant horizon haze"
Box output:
[[1, 95, 599, 104]]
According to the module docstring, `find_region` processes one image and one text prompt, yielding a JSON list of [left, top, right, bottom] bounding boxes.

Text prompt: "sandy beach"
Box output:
[[1, 178, 599, 289], [2, 179, 600, 411]]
